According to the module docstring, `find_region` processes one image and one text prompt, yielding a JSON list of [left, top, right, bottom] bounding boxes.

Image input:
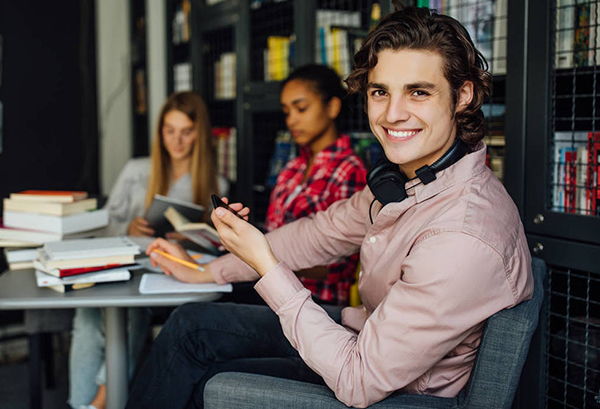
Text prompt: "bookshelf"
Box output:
[[518, 1, 600, 409], [130, 0, 149, 157], [166, 0, 194, 95], [192, 0, 243, 198]]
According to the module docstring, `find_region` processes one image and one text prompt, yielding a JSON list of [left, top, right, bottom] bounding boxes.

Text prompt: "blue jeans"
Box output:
[[126, 302, 342, 409], [68, 307, 151, 408]]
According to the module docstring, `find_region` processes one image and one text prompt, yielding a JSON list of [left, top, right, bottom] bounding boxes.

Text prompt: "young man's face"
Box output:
[[366, 48, 473, 178]]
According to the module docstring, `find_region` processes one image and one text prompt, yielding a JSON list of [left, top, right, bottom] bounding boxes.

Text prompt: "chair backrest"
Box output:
[[457, 257, 545, 409]]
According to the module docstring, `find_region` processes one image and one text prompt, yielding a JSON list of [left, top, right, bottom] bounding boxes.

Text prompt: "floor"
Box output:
[[0, 332, 70, 409]]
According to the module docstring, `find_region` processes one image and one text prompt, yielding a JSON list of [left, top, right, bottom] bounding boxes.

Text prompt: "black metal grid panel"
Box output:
[[442, 1, 507, 181], [202, 27, 236, 127], [551, 1, 600, 217], [251, 110, 287, 224], [249, 0, 294, 83], [315, 0, 376, 134], [546, 265, 600, 409]]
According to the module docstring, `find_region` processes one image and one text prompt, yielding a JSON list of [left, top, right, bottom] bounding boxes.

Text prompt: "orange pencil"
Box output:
[[152, 249, 205, 272]]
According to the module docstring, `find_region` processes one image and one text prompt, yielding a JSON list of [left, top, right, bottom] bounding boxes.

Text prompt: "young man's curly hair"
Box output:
[[346, 5, 492, 149]]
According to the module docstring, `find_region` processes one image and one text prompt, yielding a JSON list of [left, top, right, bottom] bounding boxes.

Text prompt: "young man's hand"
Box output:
[[211, 198, 279, 277]]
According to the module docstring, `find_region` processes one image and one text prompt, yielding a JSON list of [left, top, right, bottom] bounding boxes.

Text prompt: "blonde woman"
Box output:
[[68, 92, 227, 409]]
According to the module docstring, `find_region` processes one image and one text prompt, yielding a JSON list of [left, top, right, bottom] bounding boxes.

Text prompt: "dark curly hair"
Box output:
[[346, 6, 491, 148]]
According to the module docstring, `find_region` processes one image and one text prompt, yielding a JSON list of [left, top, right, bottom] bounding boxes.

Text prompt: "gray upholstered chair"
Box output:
[[203, 257, 545, 409]]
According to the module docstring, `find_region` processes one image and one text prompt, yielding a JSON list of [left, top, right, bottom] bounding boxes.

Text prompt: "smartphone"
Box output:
[[211, 194, 246, 220]]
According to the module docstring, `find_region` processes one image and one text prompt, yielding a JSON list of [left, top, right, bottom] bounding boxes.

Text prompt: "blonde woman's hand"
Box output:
[[128, 217, 155, 237], [145, 238, 214, 283], [211, 198, 278, 276]]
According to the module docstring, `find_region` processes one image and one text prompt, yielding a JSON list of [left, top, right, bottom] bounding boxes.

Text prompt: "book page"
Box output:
[[138, 273, 232, 294]]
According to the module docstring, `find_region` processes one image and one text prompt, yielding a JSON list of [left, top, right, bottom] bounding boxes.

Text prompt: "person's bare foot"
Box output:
[[89, 384, 107, 409]]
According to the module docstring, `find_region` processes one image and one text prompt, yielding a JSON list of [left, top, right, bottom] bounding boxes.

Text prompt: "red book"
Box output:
[[10, 190, 88, 203], [587, 132, 600, 216], [33, 262, 135, 278]]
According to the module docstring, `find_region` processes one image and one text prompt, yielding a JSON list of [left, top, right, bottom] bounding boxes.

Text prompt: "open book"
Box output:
[[164, 206, 222, 253]]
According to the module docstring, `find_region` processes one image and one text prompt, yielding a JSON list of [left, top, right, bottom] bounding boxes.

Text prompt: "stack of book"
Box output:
[[0, 190, 108, 247], [34, 237, 141, 293]]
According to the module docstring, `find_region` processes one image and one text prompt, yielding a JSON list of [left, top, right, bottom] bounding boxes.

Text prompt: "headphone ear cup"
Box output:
[[367, 159, 408, 206]]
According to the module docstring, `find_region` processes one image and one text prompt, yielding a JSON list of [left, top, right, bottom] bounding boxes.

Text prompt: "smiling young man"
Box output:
[[126, 7, 533, 409]]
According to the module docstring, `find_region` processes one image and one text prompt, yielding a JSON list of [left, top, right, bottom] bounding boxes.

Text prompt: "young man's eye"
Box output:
[[297, 106, 308, 113], [412, 90, 429, 97], [370, 89, 387, 98]]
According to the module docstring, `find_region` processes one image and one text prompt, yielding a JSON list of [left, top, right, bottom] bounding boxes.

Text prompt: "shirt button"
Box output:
[[369, 236, 376, 244]]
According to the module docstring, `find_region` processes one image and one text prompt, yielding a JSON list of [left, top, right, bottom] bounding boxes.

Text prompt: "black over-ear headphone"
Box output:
[[367, 138, 469, 206]]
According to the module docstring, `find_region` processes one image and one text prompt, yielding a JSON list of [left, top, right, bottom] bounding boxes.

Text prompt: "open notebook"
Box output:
[[139, 273, 232, 294]]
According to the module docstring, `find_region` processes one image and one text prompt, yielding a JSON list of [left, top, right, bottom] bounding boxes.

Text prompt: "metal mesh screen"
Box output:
[[316, 0, 376, 134], [546, 265, 600, 408], [551, 0, 600, 216], [250, 0, 294, 82], [441, 0, 507, 181], [202, 27, 236, 127]]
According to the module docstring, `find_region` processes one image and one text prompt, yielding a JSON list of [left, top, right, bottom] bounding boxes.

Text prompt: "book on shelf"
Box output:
[[492, 0, 507, 75], [266, 36, 290, 82], [574, 0, 591, 67], [552, 131, 596, 215], [9, 190, 88, 203], [3, 197, 97, 216], [587, 131, 600, 216], [174, 62, 192, 93], [35, 268, 131, 293], [266, 131, 296, 188], [3, 209, 108, 235], [37, 249, 136, 271], [212, 127, 237, 182], [214, 52, 236, 100], [0, 239, 42, 247], [42, 236, 141, 261], [164, 206, 222, 253]]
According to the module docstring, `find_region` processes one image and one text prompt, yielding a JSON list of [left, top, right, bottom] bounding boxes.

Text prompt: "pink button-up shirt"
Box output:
[[210, 143, 533, 408]]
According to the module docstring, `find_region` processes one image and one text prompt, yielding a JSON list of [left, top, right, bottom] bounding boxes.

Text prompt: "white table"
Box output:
[[0, 269, 222, 409]]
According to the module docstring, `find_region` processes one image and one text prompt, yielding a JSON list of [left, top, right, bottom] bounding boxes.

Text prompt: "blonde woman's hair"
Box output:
[[145, 92, 218, 221]]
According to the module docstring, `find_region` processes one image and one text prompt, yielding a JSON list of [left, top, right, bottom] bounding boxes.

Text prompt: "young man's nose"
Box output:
[[385, 96, 410, 124]]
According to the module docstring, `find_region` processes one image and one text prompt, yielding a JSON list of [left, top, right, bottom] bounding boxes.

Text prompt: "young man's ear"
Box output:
[[456, 81, 474, 113], [327, 96, 342, 120]]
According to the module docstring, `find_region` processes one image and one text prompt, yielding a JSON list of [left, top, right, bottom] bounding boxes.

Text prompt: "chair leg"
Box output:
[[28, 333, 42, 409], [41, 332, 56, 389]]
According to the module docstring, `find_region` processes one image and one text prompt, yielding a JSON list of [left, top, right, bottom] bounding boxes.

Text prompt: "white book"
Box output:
[[556, 0, 575, 69], [4, 247, 40, 263], [3, 209, 108, 235], [138, 273, 232, 294], [42, 237, 141, 261], [492, 0, 507, 75], [35, 268, 131, 287]]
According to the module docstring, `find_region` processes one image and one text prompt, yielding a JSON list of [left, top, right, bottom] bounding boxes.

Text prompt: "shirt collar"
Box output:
[[410, 142, 488, 203]]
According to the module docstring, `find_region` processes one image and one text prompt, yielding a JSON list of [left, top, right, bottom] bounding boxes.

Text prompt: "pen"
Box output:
[[152, 249, 205, 272]]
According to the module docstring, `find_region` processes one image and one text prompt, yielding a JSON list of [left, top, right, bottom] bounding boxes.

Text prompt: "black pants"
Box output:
[[126, 302, 342, 409]]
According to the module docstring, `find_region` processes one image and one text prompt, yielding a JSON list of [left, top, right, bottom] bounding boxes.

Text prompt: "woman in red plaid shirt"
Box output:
[[266, 65, 367, 305]]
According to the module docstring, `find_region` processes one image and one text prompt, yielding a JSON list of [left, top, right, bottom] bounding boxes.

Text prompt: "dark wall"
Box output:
[[0, 1, 98, 205]]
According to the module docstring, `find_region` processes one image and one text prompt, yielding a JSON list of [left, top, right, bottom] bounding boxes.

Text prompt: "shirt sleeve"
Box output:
[[255, 232, 517, 408], [209, 188, 372, 284]]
